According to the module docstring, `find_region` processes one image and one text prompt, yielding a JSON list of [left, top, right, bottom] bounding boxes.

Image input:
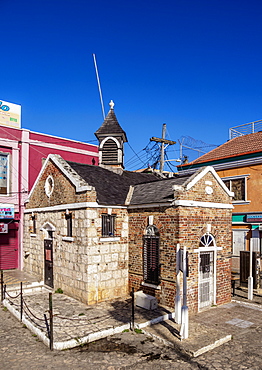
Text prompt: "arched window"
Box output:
[[200, 233, 216, 248], [101, 138, 118, 164], [143, 225, 160, 285]]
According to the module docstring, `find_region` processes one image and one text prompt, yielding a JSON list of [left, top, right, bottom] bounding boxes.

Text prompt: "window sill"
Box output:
[[30, 233, 37, 238], [232, 201, 250, 205], [142, 282, 161, 290], [62, 237, 74, 242], [100, 237, 120, 242]]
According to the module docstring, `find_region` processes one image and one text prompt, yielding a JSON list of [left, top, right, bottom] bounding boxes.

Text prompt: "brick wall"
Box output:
[[128, 170, 232, 312], [27, 161, 96, 209]]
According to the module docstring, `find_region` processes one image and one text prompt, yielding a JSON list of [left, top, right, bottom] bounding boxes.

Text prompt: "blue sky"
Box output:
[[1, 0, 262, 171]]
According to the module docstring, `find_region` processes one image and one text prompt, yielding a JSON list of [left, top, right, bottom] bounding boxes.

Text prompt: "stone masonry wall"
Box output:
[[24, 206, 129, 305]]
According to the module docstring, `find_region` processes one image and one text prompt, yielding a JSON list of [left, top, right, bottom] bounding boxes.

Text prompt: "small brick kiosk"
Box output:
[[127, 166, 233, 312]]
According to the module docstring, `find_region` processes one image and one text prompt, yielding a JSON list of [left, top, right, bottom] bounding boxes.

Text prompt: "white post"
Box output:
[[175, 243, 181, 324], [180, 246, 189, 339], [248, 237, 253, 300]]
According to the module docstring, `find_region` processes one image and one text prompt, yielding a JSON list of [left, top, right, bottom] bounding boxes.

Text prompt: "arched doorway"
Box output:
[[42, 222, 55, 288], [199, 233, 217, 309]]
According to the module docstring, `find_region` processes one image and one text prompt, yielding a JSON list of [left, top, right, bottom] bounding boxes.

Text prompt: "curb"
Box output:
[[3, 298, 176, 351], [142, 327, 232, 358], [232, 299, 262, 311]]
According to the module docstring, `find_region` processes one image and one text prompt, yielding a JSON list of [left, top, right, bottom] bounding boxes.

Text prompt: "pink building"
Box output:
[[0, 122, 98, 270]]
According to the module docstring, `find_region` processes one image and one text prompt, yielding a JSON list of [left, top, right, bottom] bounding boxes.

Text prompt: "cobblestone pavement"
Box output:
[[1, 300, 262, 369]]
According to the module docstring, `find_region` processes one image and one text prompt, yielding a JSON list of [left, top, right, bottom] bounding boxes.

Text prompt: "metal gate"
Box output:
[[199, 251, 214, 309], [240, 251, 260, 289], [44, 239, 53, 288]]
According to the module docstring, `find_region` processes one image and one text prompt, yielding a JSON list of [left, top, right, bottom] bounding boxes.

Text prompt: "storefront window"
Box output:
[[0, 154, 8, 195]]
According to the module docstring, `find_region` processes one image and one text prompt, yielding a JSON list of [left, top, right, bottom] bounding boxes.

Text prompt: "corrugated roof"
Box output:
[[180, 131, 262, 167]]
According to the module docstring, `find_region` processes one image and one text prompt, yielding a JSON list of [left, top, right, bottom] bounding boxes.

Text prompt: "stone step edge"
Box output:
[[141, 327, 231, 358]]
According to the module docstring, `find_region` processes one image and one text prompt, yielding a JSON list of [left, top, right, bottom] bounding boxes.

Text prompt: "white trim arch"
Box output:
[[99, 136, 123, 165], [100, 136, 121, 149], [41, 221, 56, 239]]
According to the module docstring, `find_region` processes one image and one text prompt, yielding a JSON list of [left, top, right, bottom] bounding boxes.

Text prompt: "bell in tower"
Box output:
[[95, 100, 128, 171]]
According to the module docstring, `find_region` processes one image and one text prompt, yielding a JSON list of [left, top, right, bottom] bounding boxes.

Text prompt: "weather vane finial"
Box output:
[[109, 100, 115, 110]]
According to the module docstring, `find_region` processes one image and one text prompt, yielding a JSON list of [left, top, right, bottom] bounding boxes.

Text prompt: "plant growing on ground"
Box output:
[[55, 288, 63, 294]]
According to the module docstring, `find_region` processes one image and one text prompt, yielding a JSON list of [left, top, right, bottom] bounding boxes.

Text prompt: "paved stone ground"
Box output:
[[1, 270, 262, 369], [1, 298, 262, 369]]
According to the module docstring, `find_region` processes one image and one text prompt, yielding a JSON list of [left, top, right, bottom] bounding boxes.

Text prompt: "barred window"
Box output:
[[143, 225, 160, 285], [102, 214, 115, 237]]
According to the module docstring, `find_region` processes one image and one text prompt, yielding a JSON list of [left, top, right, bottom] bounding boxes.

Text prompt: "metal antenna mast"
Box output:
[[93, 54, 105, 119]]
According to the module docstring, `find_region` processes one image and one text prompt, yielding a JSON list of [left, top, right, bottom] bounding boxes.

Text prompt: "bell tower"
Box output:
[[95, 101, 128, 171]]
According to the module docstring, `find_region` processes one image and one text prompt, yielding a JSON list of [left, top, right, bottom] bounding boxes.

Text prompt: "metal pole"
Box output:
[[175, 244, 181, 324], [93, 54, 105, 120], [248, 238, 253, 300], [1, 270, 3, 303], [180, 247, 189, 339], [159, 124, 166, 174], [20, 282, 23, 322], [131, 287, 135, 331], [49, 293, 53, 350]]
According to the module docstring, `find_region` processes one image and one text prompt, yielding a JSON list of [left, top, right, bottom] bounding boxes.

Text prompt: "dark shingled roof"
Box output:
[[68, 161, 159, 205], [95, 109, 127, 142], [129, 175, 191, 205]]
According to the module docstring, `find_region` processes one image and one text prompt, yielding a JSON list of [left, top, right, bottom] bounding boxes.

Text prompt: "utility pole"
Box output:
[[150, 124, 176, 174]]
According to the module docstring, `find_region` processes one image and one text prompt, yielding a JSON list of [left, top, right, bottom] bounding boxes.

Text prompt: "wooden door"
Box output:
[[44, 239, 53, 288]]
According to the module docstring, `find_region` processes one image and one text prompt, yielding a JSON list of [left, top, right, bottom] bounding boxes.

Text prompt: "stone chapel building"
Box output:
[[23, 102, 234, 312]]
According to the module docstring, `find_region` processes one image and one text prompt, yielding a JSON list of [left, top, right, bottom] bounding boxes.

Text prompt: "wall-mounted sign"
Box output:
[[0, 100, 21, 129], [0, 203, 14, 219], [246, 214, 262, 223], [0, 223, 8, 233]]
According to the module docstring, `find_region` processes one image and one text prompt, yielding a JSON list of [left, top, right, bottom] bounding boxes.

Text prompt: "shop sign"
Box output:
[[0, 223, 8, 233], [0, 204, 14, 219], [246, 214, 262, 223], [0, 100, 21, 129]]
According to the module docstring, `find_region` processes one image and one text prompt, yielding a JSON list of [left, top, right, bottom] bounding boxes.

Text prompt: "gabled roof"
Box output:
[[179, 131, 262, 170], [27, 154, 159, 206], [127, 175, 191, 205], [68, 161, 157, 205], [95, 108, 127, 142], [27, 155, 232, 208], [129, 166, 233, 206]]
